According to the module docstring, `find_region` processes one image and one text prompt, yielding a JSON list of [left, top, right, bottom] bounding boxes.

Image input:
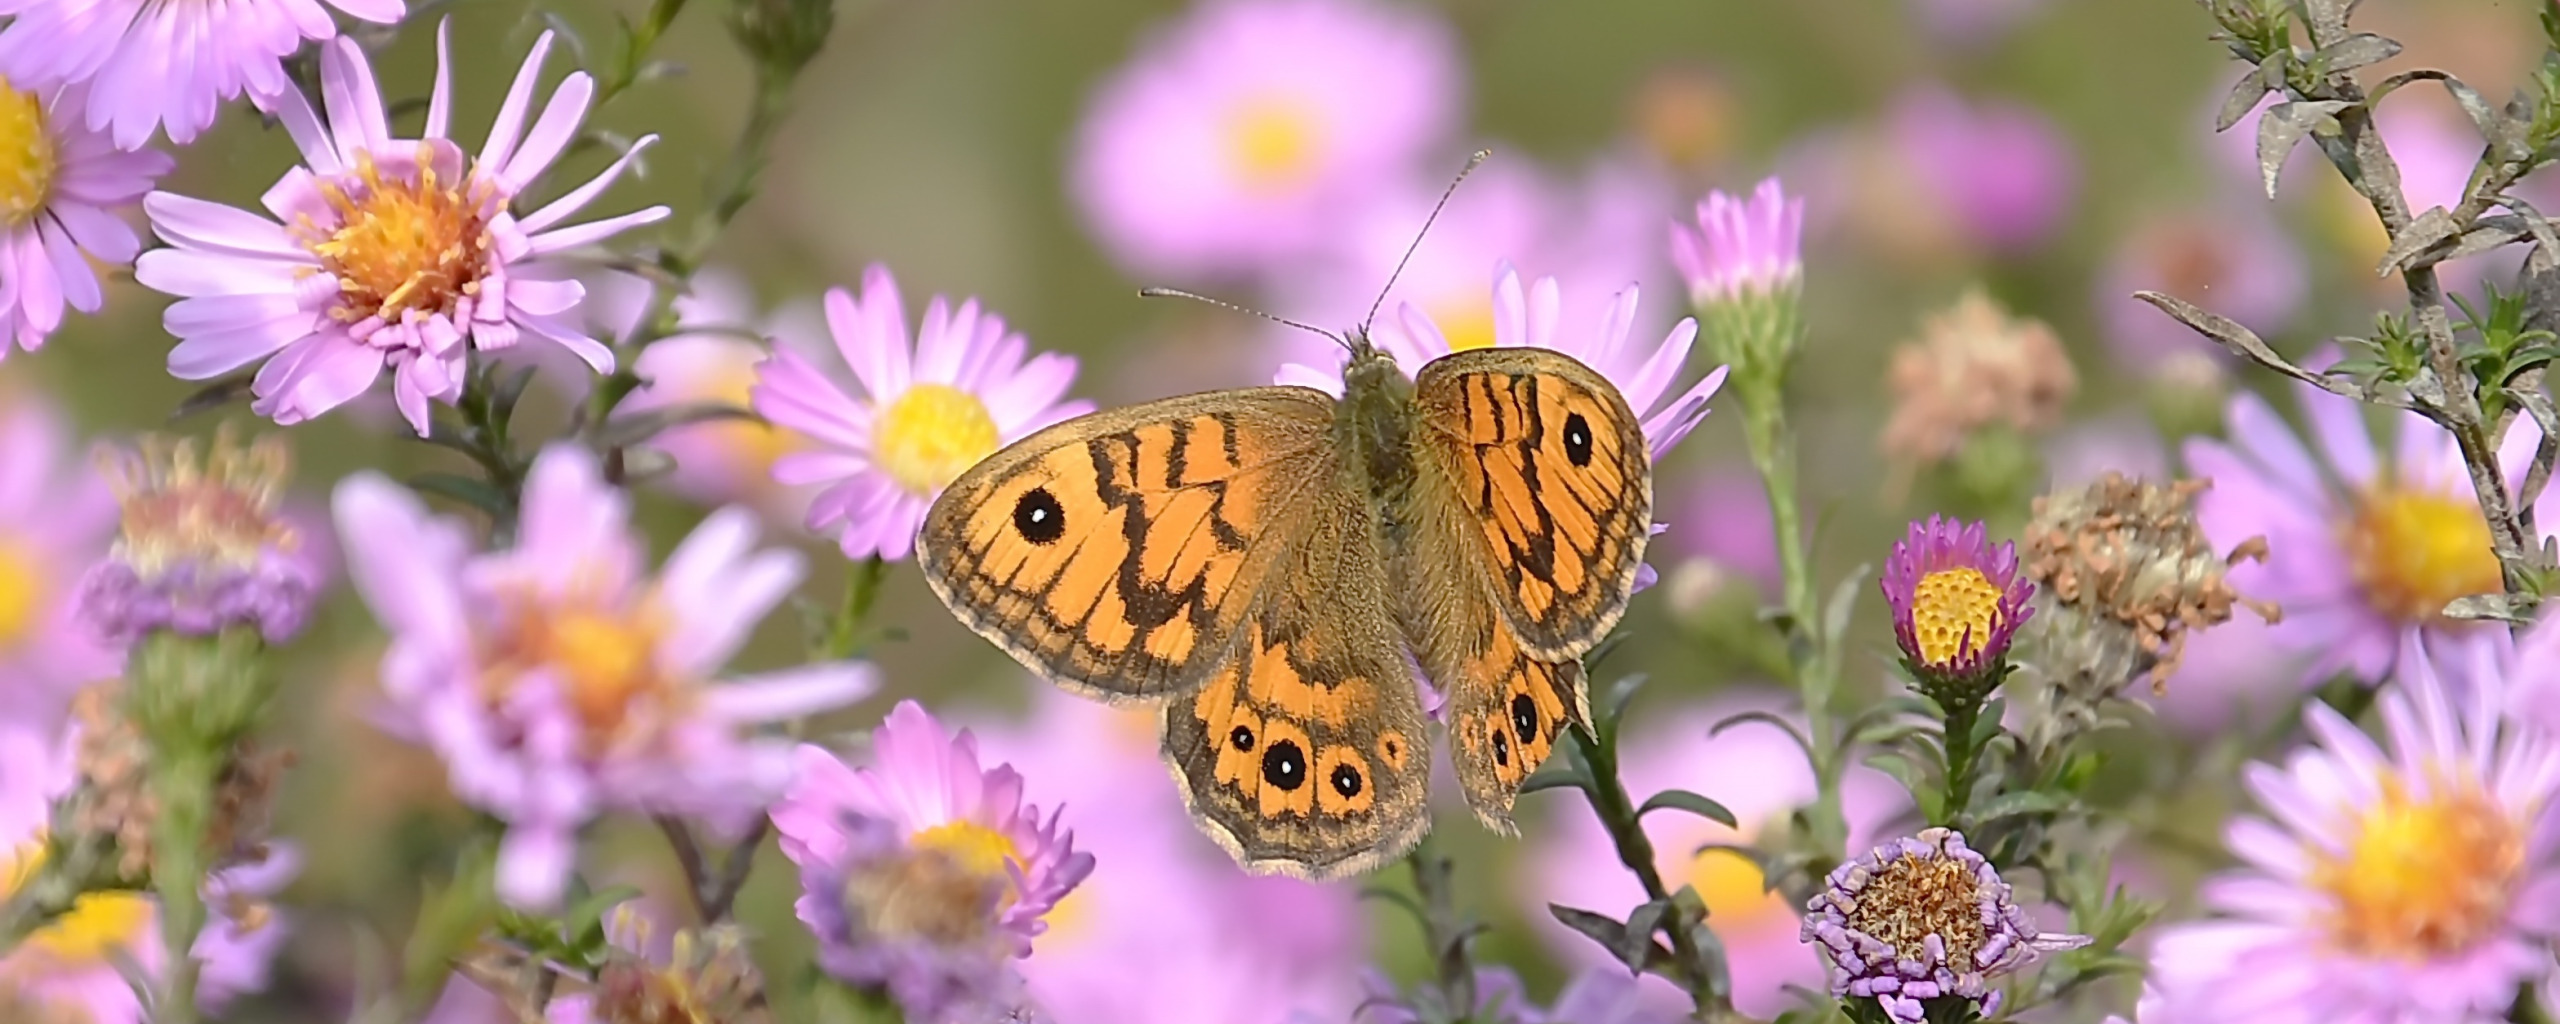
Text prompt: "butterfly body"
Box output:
[[919, 330, 1652, 879]]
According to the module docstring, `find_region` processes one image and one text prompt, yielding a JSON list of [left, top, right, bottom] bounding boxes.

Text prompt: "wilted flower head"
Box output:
[[771, 701, 1092, 1024], [1881, 288, 2077, 469], [75, 426, 317, 645], [565, 906, 768, 1024], [60, 682, 289, 880], [2019, 472, 2279, 699], [333, 445, 875, 908], [1802, 828, 2090, 1023], [1883, 516, 2035, 700], [1671, 177, 1803, 306]]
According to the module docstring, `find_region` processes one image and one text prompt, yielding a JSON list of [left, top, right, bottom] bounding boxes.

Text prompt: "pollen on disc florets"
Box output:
[[297, 144, 503, 329], [1802, 828, 2090, 1023]]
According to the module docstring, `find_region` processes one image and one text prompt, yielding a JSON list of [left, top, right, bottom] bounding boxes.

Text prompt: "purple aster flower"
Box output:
[[1882, 515, 2036, 693], [331, 444, 876, 908], [1882, 85, 2078, 256], [1803, 827, 2090, 1023], [0, 0, 404, 150], [75, 427, 320, 645], [0, 721, 298, 1022], [1524, 693, 1910, 1019], [2515, 614, 2560, 739], [0, 390, 121, 726], [134, 23, 670, 436], [2096, 203, 2307, 371], [1671, 177, 1804, 307], [2145, 632, 2560, 1023], [0, 83, 169, 358], [770, 700, 1094, 1024], [1069, 0, 1461, 279], [749, 264, 1093, 562], [2182, 365, 2553, 684]]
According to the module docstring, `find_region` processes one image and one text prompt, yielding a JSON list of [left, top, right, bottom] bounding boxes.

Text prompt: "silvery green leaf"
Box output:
[[2314, 33, 2400, 73], [1635, 789, 1739, 828], [2132, 290, 2419, 411], [2297, 0, 2350, 45], [1823, 563, 1871, 650], [2369, 67, 2450, 105], [2215, 63, 2274, 133], [1550, 904, 1631, 954], [2436, 76, 2523, 158], [1620, 899, 1671, 972], [2428, 215, 2532, 269], [2257, 100, 2351, 199], [2378, 206, 2462, 275], [596, 400, 760, 448], [2442, 592, 2534, 623]]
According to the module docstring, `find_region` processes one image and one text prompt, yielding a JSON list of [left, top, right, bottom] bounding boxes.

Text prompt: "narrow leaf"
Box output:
[[2214, 64, 2272, 132], [1636, 789, 1739, 828], [1710, 709, 1820, 775], [168, 372, 260, 421], [1619, 899, 1670, 973], [407, 472, 511, 518], [1971, 789, 2070, 823], [2314, 32, 2401, 73], [2132, 291, 2413, 409], [1518, 743, 1590, 796], [597, 401, 761, 449], [2378, 206, 2462, 275], [1549, 904, 1630, 953], [1821, 564, 1871, 650], [2256, 100, 2350, 199], [2437, 76, 2521, 158]]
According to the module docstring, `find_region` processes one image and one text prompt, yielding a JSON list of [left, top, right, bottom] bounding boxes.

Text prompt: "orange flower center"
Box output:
[[2312, 776, 2523, 960], [483, 594, 683, 752], [305, 147, 494, 325], [0, 539, 44, 649]]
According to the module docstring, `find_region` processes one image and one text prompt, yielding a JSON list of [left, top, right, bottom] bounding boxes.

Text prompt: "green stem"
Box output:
[[824, 557, 890, 662], [1738, 390, 1846, 854], [148, 746, 218, 1024], [1938, 699, 1982, 826], [1575, 728, 1728, 1019]]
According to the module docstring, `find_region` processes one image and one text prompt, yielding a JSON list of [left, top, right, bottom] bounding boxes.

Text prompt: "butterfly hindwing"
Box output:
[[917, 387, 1340, 702]]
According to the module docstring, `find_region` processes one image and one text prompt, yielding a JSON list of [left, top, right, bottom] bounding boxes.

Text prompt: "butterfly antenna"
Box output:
[[1362, 148, 1491, 334], [1138, 286, 1349, 351]]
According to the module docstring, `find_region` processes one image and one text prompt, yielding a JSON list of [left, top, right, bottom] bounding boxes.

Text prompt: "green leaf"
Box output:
[[168, 372, 258, 422], [1970, 789, 2069, 824], [1822, 563, 1871, 652], [2214, 61, 2275, 132], [2378, 206, 2463, 275], [1596, 673, 1648, 746], [598, 401, 762, 449], [1549, 903, 1630, 953], [1619, 898, 1670, 972], [1865, 749, 1942, 821], [1518, 743, 1590, 796], [407, 472, 512, 519], [2255, 99, 2351, 199], [1636, 789, 1739, 829], [1712, 709, 1819, 775], [2312, 32, 2400, 74]]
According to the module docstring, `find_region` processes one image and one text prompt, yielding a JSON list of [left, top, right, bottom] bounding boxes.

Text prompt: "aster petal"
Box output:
[[656, 508, 804, 674], [332, 472, 472, 649], [500, 71, 596, 190], [425, 18, 454, 139], [704, 664, 879, 725], [520, 135, 661, 233], [2228, 391, 2326, 503], [320, 38, 391, 162], [524, 205, 671, 255], [145, 192, 304, 258], [479, 31, 558, 176]]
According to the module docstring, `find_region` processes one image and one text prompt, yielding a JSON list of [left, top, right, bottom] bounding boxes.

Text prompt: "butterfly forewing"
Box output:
[[917, 388, 1340, 702]]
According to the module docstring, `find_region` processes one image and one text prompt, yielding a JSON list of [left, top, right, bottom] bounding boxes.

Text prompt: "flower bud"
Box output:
[[729, 0, 835, 78]]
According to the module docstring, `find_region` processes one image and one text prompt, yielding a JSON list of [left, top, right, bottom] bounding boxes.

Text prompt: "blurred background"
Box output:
[[4, 0, 2551, 1020]]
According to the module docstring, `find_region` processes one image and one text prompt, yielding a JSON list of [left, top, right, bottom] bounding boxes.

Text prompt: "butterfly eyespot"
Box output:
[[1330, 763, 1363, 798], [1012, 487, 1066, 544], [1491, 728, 1511, 767], [1262, 739, 1307, 791], [1562, 412, 1594, 467], [1511, 693, 1539, 744], [1229, 724, 1255, 752]]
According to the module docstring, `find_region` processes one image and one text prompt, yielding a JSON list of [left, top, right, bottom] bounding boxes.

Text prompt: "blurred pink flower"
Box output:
[[584, 267, 830, 526], [1358, 964, 1691, 1024], [1267, 152, 1677, 373], [971, 688, 1366, 1023], [772, 700, 1093, 1024], [750, 264, 1092, 562], [0, 0, 403, 149], [2095, 203, 2306, 370], [1672, 177, 1804, 306], [1884, 86, 2077, 255], [1070, 0, 1461, 279], [0, 389, 121, 725], [2508, 613, 2560, 738], [1908, 0, 2052, 45], [0, 83, 169, 359], [1668, 468, 1781, 594], [2182, 371, 2553, 684], [135, 26, 669, 435], [1522, 691, 1909, 1019], [2145, 634, 2560, 1023], [332, 444, 875, 908], [0, 723, 297, 1022]]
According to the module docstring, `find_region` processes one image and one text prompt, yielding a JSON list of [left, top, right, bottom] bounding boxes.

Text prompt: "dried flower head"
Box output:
[[75, 426, 316, 645], [580, 907, 769, 1024], [1802, 828, 2089, 1023], [1882, 288, 2077, 468], [2022, 472, 2279, 696], [1882, 516, 2034, 703], [62, 681, 291, 879]]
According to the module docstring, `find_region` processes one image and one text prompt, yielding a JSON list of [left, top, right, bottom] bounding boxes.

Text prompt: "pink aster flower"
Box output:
[[135, 25, 670, 436], [2145, 632, 2560, 1024], [0, 388, 122, 725], [1671, 176, 1804, 307], [0, 83, 169, 358], [1069, 0, 1461, 279], [2181, 371, 2552, 683], [0, 0, 404, 150], [1524, 693, 1909, 1020], [749, 264, 1093, 562], [0, 723, 297, 1023], [2096, 203, 2307, 371], [771, 700, 1094, 1024], [331, 444, 876, 908], [1881, 85, 2078, 256], [1882, 514, 2035, 689], [2517, 615, 2560, 739], [1804, 828, 2089, 1023]]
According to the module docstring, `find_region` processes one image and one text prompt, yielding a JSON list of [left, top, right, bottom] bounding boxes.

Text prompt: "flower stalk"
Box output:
[[1568, 722, 1731, 1020], [128, 627, 277, 1024]]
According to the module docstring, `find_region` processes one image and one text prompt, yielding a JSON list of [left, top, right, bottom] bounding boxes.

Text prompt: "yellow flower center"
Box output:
[[305, 147, 492, 325], [1685, 847, 1792, 937], [874, 384, 999, 497], [483, 594, 679, 752], [0, 540, 44, 648], [2343, 482, 2503, 623], [1224, 96, 1320, 193], [704, 363, 803, 475], [2312, 776, 2523, 961], [1908, 567, 2004, 667], [2, 841, 152, 966], [0, 81, 56, 227], [1430, 299, 1497, 353], [911, 820, 1020, 881]]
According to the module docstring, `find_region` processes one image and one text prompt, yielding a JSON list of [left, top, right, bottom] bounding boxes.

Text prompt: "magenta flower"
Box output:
[[1671, 177, 1804, 307], [0, 83, 169, 358], [1882, 515, 2035, 688], [2145, 633, 2560, 1023], [1069, 0, 1461, 279], [2096, 204, 2307, 371], [0, 390, 121, 726], [1523, 693, 1910, 1019], [0, 723, 298, 1022], [749, 264, 1093, 562], [2182, 368, 2551, 683], [1803, 828, 2090, 1023], [331, 444, 875, 908], [1883, 85, 2078, 255], [135, 25, 669, 436], [771, 700, 1094, 1024], [0, 0, 403, 150]]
